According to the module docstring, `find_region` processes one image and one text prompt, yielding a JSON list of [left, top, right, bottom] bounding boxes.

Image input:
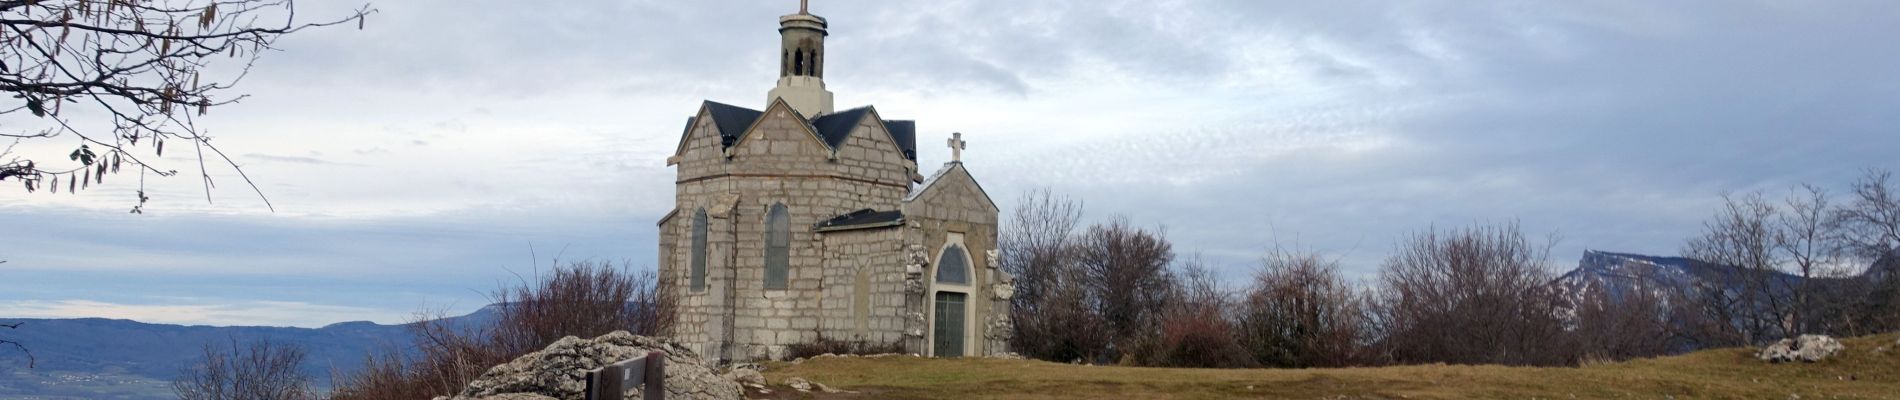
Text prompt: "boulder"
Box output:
[[1758, 334, 1846, 363], [435, 331, 743, 400], [786, 377, 813, 392], [722, 366, 766, 388]]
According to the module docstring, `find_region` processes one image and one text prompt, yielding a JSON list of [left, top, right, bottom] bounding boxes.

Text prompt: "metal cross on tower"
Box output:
[[800, 0, 809, 14], [948, 132, 967, 162]]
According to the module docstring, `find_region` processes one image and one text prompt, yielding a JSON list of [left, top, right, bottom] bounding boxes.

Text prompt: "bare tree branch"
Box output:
[[0, 0, 374, 211]]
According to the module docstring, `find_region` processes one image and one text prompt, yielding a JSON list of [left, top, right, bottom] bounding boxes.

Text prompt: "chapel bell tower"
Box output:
[[768, 0, 836, 116]]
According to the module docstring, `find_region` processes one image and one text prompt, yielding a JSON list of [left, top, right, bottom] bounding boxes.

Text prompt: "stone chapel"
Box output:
[[656, 2, 1012, 362]]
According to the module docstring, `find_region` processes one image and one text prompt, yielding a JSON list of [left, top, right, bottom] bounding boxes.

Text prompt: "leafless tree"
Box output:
[[172, 337, 315, 400], [0, 0, 371, 211], [998, 188, 1090, 361], [1073, 218, 1175, 363], [1236, 248, 1372, 368], [1836, 169, 1900, 266], [1682, 192, 1793, 344], [1774, 184, 1839, 334], [1373, 222, 1571, 366], [1833, 169, 1900, 331]]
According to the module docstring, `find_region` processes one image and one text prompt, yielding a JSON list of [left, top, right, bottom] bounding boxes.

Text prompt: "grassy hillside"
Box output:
[[759, 333, 1900, 399]]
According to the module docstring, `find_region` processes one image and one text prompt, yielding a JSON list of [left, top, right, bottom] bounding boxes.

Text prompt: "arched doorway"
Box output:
[[929, 236, 974, 357]]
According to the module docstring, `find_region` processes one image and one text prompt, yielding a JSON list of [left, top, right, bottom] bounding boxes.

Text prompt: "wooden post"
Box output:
[[584, 351, 666, 400], [642, 351, 666, 400]]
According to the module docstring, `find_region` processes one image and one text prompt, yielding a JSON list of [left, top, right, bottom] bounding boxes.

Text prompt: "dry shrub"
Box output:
[[1374, 222, 1572, 366], [783, 334, 906, 359], [1139, 261, 1252, 368], [1073, 218, 1176, 363], [1237, 250, 1373, 368], [1568, 277, 1677, 361], [173, 337, 314, 400], [329, 260, 676, 400]]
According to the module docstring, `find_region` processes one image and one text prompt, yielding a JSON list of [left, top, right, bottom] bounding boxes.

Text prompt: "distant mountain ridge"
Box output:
[[0, 304, 501, 398], [1553, 250, 1888, 303]]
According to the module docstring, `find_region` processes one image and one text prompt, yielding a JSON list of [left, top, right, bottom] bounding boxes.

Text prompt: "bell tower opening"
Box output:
[[767, 0, 835, 116]]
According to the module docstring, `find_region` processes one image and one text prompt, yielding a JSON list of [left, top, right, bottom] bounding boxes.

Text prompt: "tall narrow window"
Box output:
[[765, 203, 791, 290], [690, 209, 709, 292], [935, 244, 969, 285], [794, 51, 807, 77]]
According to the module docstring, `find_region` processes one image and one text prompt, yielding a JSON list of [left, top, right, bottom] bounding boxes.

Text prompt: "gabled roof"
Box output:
[[814, 208, 906, 232], [810, 107, 874, 149], [904, 162, 999, 211], [807, 107, 918, 161], [885, 120, 917, 161], [677, 99, 918, 161], [703, 100, 764, 146]]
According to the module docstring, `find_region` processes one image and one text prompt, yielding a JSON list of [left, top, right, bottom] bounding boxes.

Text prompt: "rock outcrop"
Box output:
[[1757, 334, 1845, 363], [435, 331, 743, 400]]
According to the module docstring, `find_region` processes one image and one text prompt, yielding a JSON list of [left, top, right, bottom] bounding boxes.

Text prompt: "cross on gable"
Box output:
[[948, 132, 967, 162]]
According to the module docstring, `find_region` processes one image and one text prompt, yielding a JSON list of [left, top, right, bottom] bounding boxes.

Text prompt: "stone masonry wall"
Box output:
[[817, 228, 910, 346], [663, 102, 918, 361], [901, 164, 1005, 357]]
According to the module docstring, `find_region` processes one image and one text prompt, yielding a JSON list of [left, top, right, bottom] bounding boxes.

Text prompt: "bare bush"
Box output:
[[1073, 218, 1175, 363], [1374, 222, 1571, 366], [1237, 249, 1372, 368], [783, 334, 906, 359], [1567, 275, 1678, 361], [1145, 261, 1252, 368], [172, 337, 314, 400], [329, 260, 677, 400], [998, 188, 1091, 361]]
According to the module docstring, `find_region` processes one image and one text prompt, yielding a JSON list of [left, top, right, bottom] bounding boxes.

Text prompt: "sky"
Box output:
[[2, 0, 1897, 327]]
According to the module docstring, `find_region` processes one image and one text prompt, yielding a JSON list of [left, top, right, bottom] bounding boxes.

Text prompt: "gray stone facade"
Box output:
[[656, 5, 1007, 362], [657, 100, 1007, 361]]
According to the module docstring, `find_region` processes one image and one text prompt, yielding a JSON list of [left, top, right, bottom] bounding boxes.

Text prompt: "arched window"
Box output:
[[765, 203, 791, 290], [935, 244, 969, 285], [690, 209, 709, 292], [794, 51, 806, 77]]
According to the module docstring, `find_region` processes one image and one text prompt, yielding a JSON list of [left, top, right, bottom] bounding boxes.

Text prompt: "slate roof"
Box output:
[[693, 101, 916, 161], [814, 208, 906, 232], [885, 120, 917, 160], [810, 107, 873, 149], [703, 100, 764, 147]]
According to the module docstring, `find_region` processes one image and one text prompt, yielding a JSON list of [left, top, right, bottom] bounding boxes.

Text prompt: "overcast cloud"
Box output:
[[2, 0, 1896, 327]]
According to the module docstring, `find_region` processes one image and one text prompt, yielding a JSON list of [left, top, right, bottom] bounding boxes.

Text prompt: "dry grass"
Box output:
[[760, 333, 1900, 399]]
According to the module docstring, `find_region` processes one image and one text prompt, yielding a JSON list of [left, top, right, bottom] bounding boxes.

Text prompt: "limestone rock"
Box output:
[[787, 377, 813, 392], [441, 331, 743, 400], [1758, 334, 1846, 363], [721, 366, 765, 388], [814, 381, 844, 393], [987, 352, 1025, 360]]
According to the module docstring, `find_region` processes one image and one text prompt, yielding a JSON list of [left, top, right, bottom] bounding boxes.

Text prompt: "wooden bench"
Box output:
[[583, 351, 665, 400]]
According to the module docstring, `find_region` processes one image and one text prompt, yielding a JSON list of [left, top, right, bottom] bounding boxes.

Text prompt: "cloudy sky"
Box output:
[[2, 0, 1896, 327]]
